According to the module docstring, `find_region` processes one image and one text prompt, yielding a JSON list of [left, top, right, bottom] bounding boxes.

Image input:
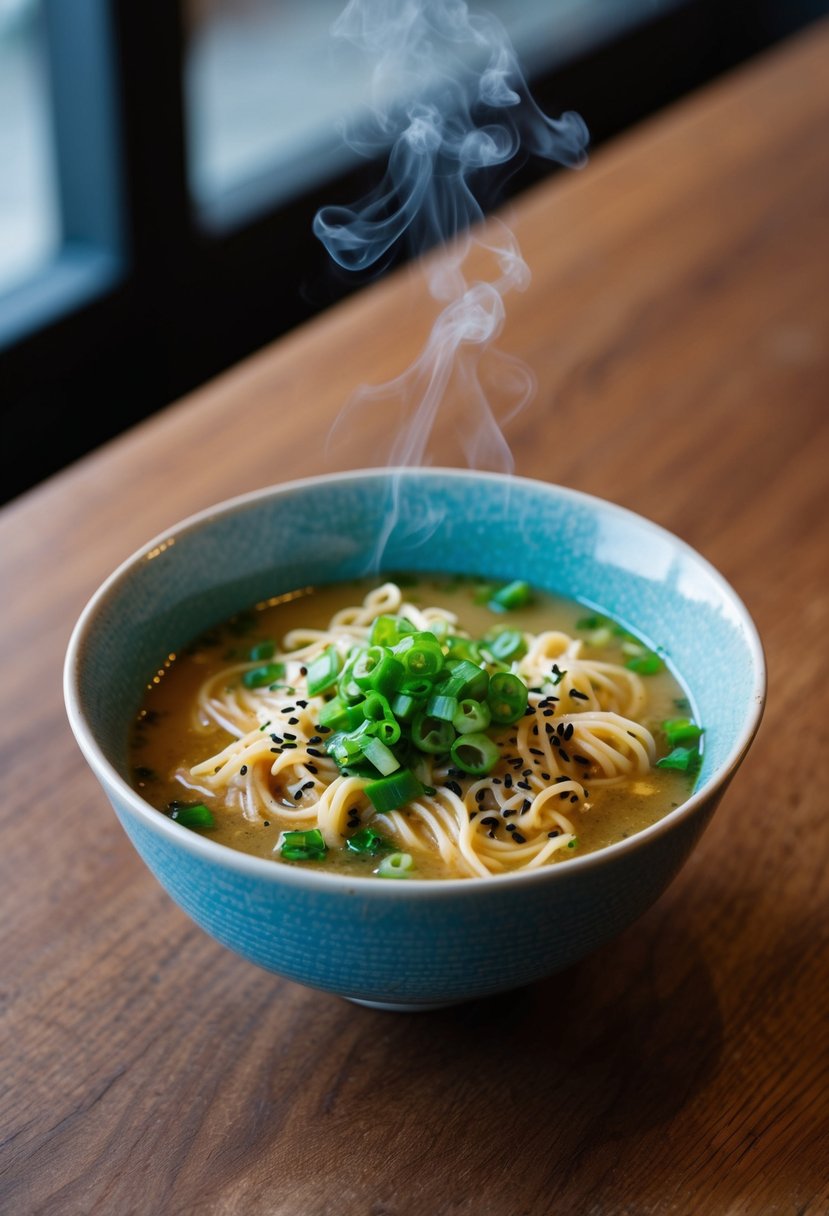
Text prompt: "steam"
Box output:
[[313, 0, 589, 556]]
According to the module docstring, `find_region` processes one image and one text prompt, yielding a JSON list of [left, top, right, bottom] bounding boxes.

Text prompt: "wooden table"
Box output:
[[3, 20, 828, 1215]]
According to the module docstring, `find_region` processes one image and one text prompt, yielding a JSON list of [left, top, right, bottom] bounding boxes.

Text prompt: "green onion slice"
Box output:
[[487, 672, 529, 724], [346, 826, 390, 856], [242, 662, 285, 689], [306, 645, 342, 696], [411, 711, 455, 755], [625, 652, 664, 675], [656, 746, 702, 772], [249, 640, 276, 661], [662, 717, 704, 746], [450, 731, 501, 776], [280, 828, 327, 861], [452, 697, 491, 735], [365, 769, 426, 813], [426, 693, 458, 722], [361, 735, 400, 776], [376, 852, 415, 878], [485, 628, 527, 662], [169, 802, 215, 830], [488, 580, 533, 612]]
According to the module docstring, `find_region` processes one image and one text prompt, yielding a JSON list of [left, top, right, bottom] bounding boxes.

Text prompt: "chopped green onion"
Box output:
[[450, 731, 501, 776], [625, 652, 664, 675], [337, 649, 367, 702], [325, 729, 368, 768], [280, 828, 327, 861], [365, 769, 426, 813], [426, 693, 458, 722], [249, 640, 276, 661], [444, 657, 489, 700], [376, 852, 415, 879], [452, 697, 491, 735], [169, 802, 215, 830], [390, 691, 417, 721], [662, 717, 704, 746], [361, 735, 400, 776], [242, 662, 286, 689], [445, 636, 482, 664], [656, 746, 701, 772], [306, 645, 342, 696], [346, 826, 390, 856], [485, 629, 527, 662], [393, 634, 445, 680], [488, 580, 533, 612], [369, 614, 417, 647], [400, 676, 434, 699], [317, 696, 364, 732], [353, 647, 405, 695], [576, 615, 605, 631], [411, 711, 455, 755], [487, 672, 529, 724]]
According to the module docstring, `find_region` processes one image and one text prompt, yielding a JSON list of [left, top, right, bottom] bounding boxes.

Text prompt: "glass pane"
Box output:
[[0, 0, 60, 294], [184, 0, 676, 225]]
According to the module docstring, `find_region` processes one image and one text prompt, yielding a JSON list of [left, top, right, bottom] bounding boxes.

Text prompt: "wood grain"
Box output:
[[2, 20, 828, 1216]]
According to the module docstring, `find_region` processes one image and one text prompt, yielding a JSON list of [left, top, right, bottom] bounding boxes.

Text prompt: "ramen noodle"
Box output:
[[129, 576, 702, 879]]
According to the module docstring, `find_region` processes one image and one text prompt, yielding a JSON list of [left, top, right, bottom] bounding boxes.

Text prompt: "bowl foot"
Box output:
[[346, 996, 462, 1012]]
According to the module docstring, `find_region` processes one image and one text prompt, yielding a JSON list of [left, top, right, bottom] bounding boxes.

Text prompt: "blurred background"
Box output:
[[1, 0, 827, 506]]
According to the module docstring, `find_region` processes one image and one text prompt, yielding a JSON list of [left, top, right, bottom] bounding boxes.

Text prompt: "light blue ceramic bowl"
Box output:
[[64, 469, 765, 1010]]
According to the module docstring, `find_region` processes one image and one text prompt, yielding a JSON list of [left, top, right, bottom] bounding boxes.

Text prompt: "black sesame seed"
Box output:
[[294, 791, 303, 800], [240, 765, 248, 775], [283, 732, 297, 740], [564, 723, 575, 740], [570, 794, 579, 803], [530, 747, 544, 756], [574, 755, 590, 765], [558, 749, 570, 762], [512, 832, 527, 844], [548, 830, 560, 838], [263, 820, 270, 827], [287, 717, 300, 725], [296, 699, 309, 708], [308, 735, 322, 744], [541, 772, 551, 780], [307, 747, 323, 758], [570, 690, 589, 701], [517, 780, 531, 791], [475, 790, 487, 803], [480, 816, 500, 827], [269, 747, 280, 754], [521, 799, 532, 812]]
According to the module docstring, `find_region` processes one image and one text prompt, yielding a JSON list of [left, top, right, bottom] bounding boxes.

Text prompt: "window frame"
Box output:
[[1, 0, 826, 504]]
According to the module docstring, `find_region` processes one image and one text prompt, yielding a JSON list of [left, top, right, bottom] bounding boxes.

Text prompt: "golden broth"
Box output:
[[129, 575, 698, 878]]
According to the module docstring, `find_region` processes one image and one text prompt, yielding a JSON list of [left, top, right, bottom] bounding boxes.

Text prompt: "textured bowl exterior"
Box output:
[[64, 469, 765, 1009]]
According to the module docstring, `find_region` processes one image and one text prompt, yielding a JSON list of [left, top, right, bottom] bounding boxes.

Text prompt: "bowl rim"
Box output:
[[63, 467, 767, 899]]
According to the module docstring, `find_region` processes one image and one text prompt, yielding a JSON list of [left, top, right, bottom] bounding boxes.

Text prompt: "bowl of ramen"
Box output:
[[64, 468, 765, 1010]]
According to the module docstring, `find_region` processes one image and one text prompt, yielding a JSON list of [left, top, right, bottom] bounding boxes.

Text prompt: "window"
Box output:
[[1, 0, 826, 504]]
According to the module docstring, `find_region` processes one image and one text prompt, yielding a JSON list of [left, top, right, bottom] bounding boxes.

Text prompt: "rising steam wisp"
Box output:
[[314, 0, 589, 558]]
